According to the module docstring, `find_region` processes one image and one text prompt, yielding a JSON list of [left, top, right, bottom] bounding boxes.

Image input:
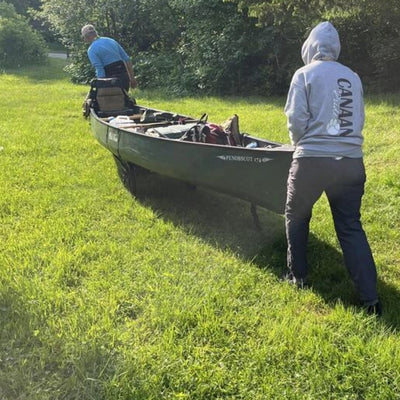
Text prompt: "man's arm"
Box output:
[[284, 72, 309, 145]]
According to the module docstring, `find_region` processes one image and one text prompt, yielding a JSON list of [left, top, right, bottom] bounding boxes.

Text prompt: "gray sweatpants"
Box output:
[[285, 157, 378, 305]]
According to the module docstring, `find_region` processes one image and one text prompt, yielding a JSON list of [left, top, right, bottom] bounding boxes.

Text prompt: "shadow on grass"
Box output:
[[256, 236, 400, 328], [133, 170, 400, 329], [134, 170, 284, 259]]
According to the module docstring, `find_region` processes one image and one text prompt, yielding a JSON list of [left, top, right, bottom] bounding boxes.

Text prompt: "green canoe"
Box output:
[[85, 77, 293, 214], [89, 105, 294, 214]]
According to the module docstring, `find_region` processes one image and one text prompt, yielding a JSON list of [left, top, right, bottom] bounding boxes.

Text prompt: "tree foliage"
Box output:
[[0, 1, 47, 68], [234, 0, 400, 92], [38, 0, 400, 94], [337, 0, 400, 91], [2, 0, 41, 15]]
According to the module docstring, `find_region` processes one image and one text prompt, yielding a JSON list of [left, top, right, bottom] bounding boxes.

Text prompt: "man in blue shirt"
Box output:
[[81, 24, 137, 91]]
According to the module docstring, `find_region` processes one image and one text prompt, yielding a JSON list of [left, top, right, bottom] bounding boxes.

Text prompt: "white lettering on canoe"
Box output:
[[108, 129, 119, 143], [217, 155, 272, 163]]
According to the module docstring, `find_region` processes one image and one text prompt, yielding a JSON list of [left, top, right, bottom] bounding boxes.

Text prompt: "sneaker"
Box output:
[[365, 301, 382, 317], [282, 272, 308, 289]]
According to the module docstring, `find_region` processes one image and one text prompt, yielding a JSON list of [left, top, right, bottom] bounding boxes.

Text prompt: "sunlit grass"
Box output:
[[0, 59, 400, 399]]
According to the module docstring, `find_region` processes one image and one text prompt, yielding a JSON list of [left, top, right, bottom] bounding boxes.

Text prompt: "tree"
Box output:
[[38, 0, 400, 94], [229, 0, 400, 92], [0, 1, 47, 68], [39, 0, 181, 83], [40, 0, 278, 94], [168, 0, 273, 94], [2, 0, 41, 16]]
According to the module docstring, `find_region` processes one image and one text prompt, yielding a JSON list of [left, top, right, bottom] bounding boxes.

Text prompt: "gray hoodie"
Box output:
[[284, 22, 364, 158]]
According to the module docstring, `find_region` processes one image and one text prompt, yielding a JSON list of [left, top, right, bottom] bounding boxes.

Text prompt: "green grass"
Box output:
[[1, 59, 400, 399]]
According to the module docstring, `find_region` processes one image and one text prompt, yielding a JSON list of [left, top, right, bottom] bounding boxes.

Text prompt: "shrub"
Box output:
[[0, 1, 47, 68], [63, 49, 94, 84]]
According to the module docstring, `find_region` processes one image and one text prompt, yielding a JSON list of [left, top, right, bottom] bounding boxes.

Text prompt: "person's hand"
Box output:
[[130, 77, 138, 89]]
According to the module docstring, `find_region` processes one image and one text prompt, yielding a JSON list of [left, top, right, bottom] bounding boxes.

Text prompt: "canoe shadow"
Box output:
[[133, 171, 400, 329], [134, 171, 283, 259]]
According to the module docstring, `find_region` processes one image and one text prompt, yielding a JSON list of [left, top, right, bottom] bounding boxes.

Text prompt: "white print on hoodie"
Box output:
[[327, 88, 341, 136], [327, 79, 354, 137]]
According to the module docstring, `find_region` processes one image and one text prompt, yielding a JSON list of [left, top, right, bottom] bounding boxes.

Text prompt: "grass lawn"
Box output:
[[1, 59, 400, 399]]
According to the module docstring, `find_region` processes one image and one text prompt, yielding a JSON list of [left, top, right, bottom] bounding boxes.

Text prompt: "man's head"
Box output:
[[81, 24, 98, 43]]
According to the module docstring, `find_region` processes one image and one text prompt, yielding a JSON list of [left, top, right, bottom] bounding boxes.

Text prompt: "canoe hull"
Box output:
[[90, 109, 293, 214]]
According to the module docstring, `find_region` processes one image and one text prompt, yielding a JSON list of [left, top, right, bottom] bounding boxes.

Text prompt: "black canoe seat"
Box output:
[[86, 78, 136, 118]]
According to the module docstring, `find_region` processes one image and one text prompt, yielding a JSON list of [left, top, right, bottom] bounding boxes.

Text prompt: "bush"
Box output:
[[63, 49, 94, 84], [0, 2, 47, 68], [134, 51, 193, 96]]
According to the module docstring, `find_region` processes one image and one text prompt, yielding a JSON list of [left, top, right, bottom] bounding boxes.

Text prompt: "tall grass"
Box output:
[[1, 59, 400, 399]]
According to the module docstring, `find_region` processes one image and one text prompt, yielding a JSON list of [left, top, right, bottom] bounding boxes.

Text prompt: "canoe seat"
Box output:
[[85, 78, 136, 118]]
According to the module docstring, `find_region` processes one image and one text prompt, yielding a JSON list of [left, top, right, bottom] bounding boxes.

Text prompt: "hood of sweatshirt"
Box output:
[[301, 21, 340, 65]]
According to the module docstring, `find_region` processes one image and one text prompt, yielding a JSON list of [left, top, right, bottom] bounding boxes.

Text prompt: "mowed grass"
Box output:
[[0, 59, 400, 400]]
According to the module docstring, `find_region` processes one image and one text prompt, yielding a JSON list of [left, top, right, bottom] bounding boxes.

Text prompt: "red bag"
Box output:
[[205, 123, 234, 145]]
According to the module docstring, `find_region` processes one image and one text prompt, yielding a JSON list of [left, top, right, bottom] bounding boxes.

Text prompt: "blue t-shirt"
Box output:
[[88, 37, 130, 78]]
